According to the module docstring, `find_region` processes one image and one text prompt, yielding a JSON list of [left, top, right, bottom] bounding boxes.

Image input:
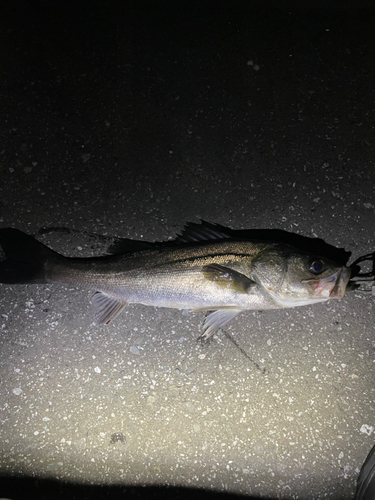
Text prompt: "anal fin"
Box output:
[[200, 308, 241, 341], [92, 292, 127, 325]]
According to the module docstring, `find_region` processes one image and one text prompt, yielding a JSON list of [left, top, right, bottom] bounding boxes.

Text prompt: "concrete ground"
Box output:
[[0, 1, 374, 499]]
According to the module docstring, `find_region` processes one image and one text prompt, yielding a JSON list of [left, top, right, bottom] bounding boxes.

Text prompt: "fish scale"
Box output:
[[0, 222, 352, 339]]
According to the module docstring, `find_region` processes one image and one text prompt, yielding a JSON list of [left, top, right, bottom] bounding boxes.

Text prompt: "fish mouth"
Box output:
[[302, 267, 351, 299], [328, 267, 351, 298]]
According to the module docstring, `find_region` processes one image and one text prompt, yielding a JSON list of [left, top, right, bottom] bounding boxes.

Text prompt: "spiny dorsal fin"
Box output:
[[176, 221, 231, 243], [108, 221, 232, 252]]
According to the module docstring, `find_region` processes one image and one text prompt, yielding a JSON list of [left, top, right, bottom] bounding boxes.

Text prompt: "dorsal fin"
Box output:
[[107, 221, 232, 253], [176, 221, 231, 243]]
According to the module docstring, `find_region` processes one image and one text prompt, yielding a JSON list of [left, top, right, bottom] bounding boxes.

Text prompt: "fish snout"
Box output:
[[328, 267, 351, 298], [301, 267, 351, 299]]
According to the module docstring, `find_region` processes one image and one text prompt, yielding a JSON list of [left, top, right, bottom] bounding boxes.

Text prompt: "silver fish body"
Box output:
[[0, 222, 352, 339]]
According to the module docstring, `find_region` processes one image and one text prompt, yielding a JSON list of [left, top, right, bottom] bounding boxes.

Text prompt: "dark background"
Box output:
[[0, 1, 374, 499]]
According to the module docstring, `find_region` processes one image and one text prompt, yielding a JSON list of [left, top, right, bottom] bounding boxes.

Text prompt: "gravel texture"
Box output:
[[0, 1, 374, 499]]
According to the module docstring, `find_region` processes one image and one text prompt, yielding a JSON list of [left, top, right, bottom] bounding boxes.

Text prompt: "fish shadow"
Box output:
[[37, 221, 375, 278], [209, 222, 375, 279], [208, 222, 352, 265]]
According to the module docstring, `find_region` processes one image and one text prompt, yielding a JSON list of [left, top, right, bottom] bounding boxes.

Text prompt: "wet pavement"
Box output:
[[0, 1, 374, 499]]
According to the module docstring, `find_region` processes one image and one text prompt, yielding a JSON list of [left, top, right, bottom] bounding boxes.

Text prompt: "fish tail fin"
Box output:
[[0, 228, 63, 284]]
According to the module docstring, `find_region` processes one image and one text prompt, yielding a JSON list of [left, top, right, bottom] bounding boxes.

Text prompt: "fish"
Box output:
[[0, 222, 355, 339]]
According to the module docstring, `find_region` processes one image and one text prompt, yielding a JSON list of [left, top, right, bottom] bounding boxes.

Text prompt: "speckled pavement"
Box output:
[[0, 2, 374, 499]]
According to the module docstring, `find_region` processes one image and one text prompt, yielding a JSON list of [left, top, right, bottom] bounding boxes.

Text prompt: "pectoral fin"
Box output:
[[92, 292, 127, 324], [202, 264, 255, 294], [200, 308, 242, 340]]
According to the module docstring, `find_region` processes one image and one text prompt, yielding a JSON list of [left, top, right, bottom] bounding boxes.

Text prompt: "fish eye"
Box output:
[[309, 259, 325, 275]]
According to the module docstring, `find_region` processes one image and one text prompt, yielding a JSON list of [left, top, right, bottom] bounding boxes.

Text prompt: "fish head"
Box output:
[[252, 245, 351, 307]]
